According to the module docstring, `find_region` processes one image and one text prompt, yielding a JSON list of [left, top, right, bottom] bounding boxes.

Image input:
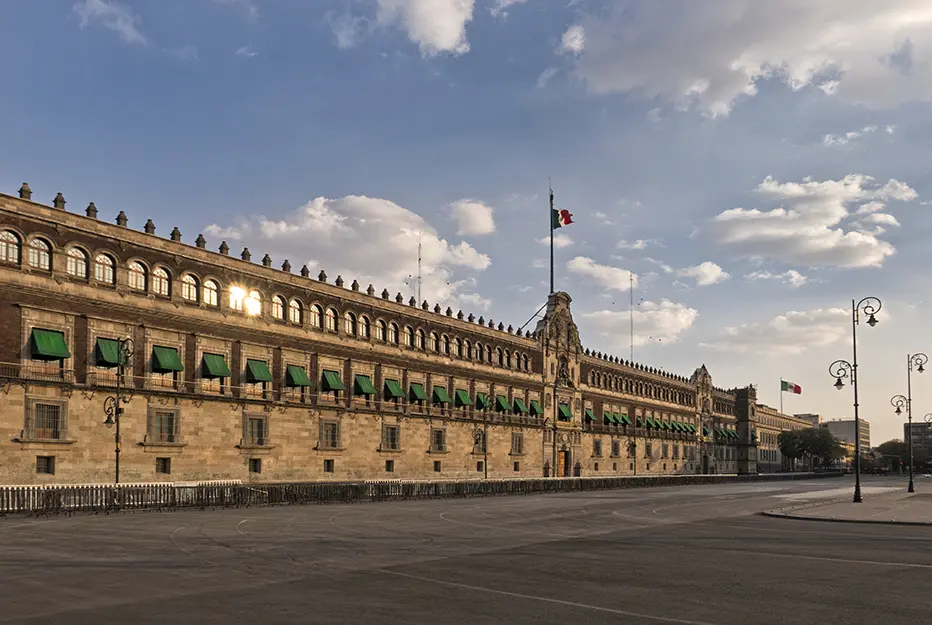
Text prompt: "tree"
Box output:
[[798, 428, 845, 467], [778, 430, 804, 461]]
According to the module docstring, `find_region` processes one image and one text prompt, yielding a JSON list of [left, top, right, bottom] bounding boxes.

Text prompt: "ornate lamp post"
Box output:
[[474, 420, 489, 480], [829, 296, 881, 503], [102, 338, 134, 484]]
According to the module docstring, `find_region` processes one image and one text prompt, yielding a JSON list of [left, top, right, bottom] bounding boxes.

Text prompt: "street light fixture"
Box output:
[[474, 421, 488, 480], [828, 296, 881, 504], [102, 338, 134, 484], [892, 353, 927, 493]]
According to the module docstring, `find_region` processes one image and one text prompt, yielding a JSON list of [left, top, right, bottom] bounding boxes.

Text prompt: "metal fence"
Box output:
[[0, 471, 842, 516]]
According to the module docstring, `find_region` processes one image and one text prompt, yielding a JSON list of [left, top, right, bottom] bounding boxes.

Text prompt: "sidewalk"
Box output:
[[763, 489, 932, 526]]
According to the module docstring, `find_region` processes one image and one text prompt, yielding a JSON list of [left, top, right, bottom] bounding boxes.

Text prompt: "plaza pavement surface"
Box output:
[[1, 476, 930, 625]]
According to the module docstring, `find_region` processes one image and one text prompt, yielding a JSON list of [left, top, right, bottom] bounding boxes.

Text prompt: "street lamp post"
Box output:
[[829, 296, 881, 504], [474, 419, 489, 480], [103, 338, 134, 484]]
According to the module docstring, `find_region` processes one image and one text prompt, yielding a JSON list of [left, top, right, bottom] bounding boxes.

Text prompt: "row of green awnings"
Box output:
[[30, 329, 71, 360]]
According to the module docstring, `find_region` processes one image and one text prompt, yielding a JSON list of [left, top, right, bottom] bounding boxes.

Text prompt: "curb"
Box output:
[[759, 488, 932, 527]]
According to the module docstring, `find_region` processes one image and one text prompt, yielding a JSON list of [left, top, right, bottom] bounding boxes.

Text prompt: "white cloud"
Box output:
[[677, 261, 730, 286], [235, 45, 258, 58], [559, 24, 585, 55], [212, 0, 259, 21], [745, 269, 808, 288], [204, 194, 491, 311], [703, 174, 918, 268], [583, 300, 698, 347], [537, 234, 573, 248], [823, 125, 884, 146], [617, 239, 650, 250], [489, 0, 528, 19], [73, 0, 146, 45], [449, 199, 495, 235], [376, 0, 474, 57], [701, 308, 849, 355], [325, 11, 369, 50], [563, 2, 932, 116], [644, 257, 674, 274], [566, 257, 637, 291], [537, 67, 559, 88]]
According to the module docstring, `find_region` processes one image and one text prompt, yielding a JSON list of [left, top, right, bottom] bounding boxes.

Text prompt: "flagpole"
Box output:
[[549, 180, 554, 294], [780, 378, 783, 415]]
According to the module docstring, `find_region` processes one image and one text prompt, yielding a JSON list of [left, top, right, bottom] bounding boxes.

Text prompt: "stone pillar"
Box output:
[[735, 386, 760, 475]]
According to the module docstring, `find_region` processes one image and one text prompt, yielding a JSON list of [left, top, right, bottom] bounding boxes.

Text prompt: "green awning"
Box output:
[[455, 389, 472, 406], [646, 417, 657, 428], [433, 385, 452, 404], [529, 399, 543, 415], [687, 424, 697, 433], [94, 338, 121, 367], [409, 382, 427, 401], [476, 392, 490, 409], [620, 414, 632, 426], [672, 422, 683, 432], [355, 374, 377, 395], [586, 408, 597, 422], [246, 359, 273, 383], [558, 404, 572, 420], [729, 430, 739, 439], [603, 411, 614, 424], [202, 353, 231, 379], [703, 426, 711, 436], [384, 379, 404, 398], [612, 412, 622, 425], [30, 329, 70, 360], [661, 421, 671, 430], [496, 395, 512, 412], [513, 398, 529, 414], [152, 346, 183, 373], [321, 369, 345, 391], [285, 365, 311, 387]]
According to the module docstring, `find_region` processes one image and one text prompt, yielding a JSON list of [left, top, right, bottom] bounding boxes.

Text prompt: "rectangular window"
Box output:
[[246, 416, 267, 446], [645, 443, 653, 459], [36, 456, 55, 475], [593, 440, 603, 457], [382, 424, 400, 450], [249, 458, 261, 474], [474, 430, 487, 454], [323, 459, 335, 473], [511, 432, 524, 455], [612, 440, 621, 457], [149, 410, 178, 443], [430, 428, 446, 452], [156, 457, 171, 474], [320, 421, 340, 449], [594, 462, 599, 472], [26, 400, 65, 441], [476, 461, 484, 472], [662, 444, 669, 458], [385, 460, 395, 473], [513, 461, 520, 472], [433, 461, 442, 473]]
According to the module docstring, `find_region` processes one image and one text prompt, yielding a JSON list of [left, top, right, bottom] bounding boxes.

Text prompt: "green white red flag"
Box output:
[[781, 380, 802, 394], [551, 208, 573, 229]]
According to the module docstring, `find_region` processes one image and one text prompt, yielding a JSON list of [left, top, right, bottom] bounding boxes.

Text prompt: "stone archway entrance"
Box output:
[[557, 446, 571, 477]]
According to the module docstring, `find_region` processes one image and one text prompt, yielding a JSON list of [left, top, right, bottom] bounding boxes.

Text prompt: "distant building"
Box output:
[[905, 421, 932, 451], [794, 413, 821, 427], [822, 419, 870, 450]]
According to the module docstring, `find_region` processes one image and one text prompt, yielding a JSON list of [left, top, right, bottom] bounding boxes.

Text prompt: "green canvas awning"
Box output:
[[495, 395, 511, 412], [384, 379, 404, 398], [285, 365, 311, 387], [409, 382, 427, 401], [529, 399, 543, 415], [355, 374, 377, 395], [513, 398, 529, 414], [688, 424, 697, 433], [30, 329, 70, 360], [558, 404, 572, 420], [673, 422, 683, 432], [321, 369, 345, 392], [476, 392, 490, 409], [646, 417, 657, 428], [433, 385, 452, 404], [586, 408, 597, 422], [603, 411, 614, 424], [703, 426, 711, 436], [729, 430, 739, 439], [152, 346, 183, 373], [612, 412, 622, 425], [202, 353, 231, 379], [246, 359, 273, 383], [94, 338, 121, 367], [454, 389, 472, 406], [620, 414, 632, 426]]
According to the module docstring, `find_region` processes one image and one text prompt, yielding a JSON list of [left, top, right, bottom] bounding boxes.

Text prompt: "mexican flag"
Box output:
[[781, 380, 802, 394], [551, 208, 573, 229]]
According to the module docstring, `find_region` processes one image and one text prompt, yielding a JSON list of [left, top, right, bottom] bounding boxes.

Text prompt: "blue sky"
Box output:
[[3, 0, 932, 443]]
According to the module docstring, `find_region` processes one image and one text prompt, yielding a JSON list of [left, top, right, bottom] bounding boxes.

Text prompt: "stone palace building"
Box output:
[[0, 183, 813, 485]]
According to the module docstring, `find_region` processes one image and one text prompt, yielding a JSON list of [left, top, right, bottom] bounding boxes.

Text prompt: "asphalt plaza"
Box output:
[[1, 476, 930, 624]]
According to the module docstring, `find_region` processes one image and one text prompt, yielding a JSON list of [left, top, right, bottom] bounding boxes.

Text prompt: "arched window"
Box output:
[[428, 332, 439, 352], [325, 308, 337, 331], [181, 274, 198, 302], [152, 267, 170, 296], [128, 262, 147, 291], [442, 335, 450, 355], [271, 296, 285, 320], [66, 248, 88, 278], [522, 354, 529, 371], [404, 326, 414, 347], [359, 316, 370, 339], [94, 254, 115, 284], [475, 342, 482, 361], [486, 345, 493, 363], [464, 340, 471, 359], [0, 230, 20, 264], [376, 320, 387, 342], [310, 305, 322, 328], [203, 279, 219, 306], [415, 329, 425, 349], [289, 299, 302, 324], [344, 312, 357, 336], [245, 291, 262, 316], [505, 350, 512, 368], [454, 338, 463, 358], [27, 239, 51, 271], [389, 323, 399, 344]]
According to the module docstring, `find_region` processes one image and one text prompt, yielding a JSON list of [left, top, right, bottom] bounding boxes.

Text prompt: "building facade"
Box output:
[[1, 184, 807, 485], [822, 419, 871, 451], [793, 413, 822, 428], [905, 421, 932, 451]]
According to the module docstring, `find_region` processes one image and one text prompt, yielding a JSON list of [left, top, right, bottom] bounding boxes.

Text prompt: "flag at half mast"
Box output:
[[781, 380, 802, 394]]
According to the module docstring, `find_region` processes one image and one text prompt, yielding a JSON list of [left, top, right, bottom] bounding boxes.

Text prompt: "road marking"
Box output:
[[375, 569, 721, 625], [168, 526, 215, 566], [235, 519, 251, 536]]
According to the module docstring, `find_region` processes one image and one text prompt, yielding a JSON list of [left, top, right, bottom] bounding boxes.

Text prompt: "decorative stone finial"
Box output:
[[468, 313, 475, 322], [409, 296, 416, 306], [525, 330, 531, 338], [433, 303, 441, 313], [457, 310, 464, 320], [318, 270, 327, 282], [85, 202, 98, 219], [195, 234, 206, 248], [300, 265, 310, 278], [53, 192, 66, 210], [18, 183, 31, 200], [507, 324, 513, 334], [261, 254, 271, 267], [116, 211, 128, 227], [585, 348, 590, 356], [351, 279, 359, 291], [367, 284, 375, 296], [497, 322, 504, 331], [219, 241, 229, 255], [488, 319, 495, 328], [241, 247, 251, 261], [445, 307, 453, 317], [144, 219, 156, 234], [335, 275, 344, 287], [170, 227, 182, 242], [282, 260, 291, 273], [396, 293, 404, 303], [382, 288, 390, 299], [478, 316, 485, 325]]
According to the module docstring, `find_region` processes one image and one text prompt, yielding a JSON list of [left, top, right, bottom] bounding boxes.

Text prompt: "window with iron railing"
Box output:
[[431, 428, 446, 452], [381, 424, 400, 451], [25, 400, 66, 441], [511, 432, 524, 455], [319, 421, 340, 449], [245, 415, 267, 446], [147, 409, 179, 443]]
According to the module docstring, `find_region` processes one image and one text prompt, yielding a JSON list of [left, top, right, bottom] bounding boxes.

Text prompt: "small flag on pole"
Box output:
[[781, 380, 802, 394], [551, 208, 573, 229]]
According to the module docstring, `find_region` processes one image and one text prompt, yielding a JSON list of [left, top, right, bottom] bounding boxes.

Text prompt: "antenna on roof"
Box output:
[[405, 231, 423, 303], [630, 271, 634, 362]]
